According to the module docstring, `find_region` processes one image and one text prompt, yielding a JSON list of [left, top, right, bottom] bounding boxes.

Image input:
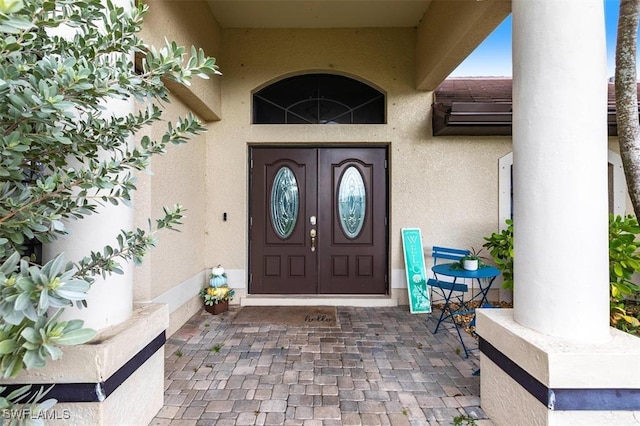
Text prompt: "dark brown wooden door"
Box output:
[[317, 148, 387, 294], [250, 147, 387, 295], [250, 148, 318, 294]]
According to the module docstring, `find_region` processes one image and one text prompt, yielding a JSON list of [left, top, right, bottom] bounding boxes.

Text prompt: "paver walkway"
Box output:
[[150, 306, 493, 426]]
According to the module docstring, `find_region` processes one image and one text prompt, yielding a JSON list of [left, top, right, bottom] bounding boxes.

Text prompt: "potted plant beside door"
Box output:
[[200, 265, 235, 314]]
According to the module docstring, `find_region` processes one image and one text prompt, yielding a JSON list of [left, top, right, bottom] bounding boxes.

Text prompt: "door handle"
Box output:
[[310, 229, 316, 252]]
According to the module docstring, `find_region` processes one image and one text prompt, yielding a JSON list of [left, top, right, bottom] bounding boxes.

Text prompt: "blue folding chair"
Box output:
[[427, 246, 472, 354]]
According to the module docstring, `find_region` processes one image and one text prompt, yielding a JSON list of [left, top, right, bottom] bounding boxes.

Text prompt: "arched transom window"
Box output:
[[253, 73, 385, 124]]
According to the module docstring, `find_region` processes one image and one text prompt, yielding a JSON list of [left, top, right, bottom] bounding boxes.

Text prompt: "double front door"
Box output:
[[250, 147, 388, 294]]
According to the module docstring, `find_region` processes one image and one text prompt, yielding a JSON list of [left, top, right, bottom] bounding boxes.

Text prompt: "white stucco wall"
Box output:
[[134, 97, 208, 300], [135, 2, 221, 306], [133, 18, 631, 325], [205, 28, 512, 299], [132, 14, 632, 330]]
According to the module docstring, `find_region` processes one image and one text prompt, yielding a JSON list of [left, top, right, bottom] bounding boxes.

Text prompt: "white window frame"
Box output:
[[498, 150, 627, 231]]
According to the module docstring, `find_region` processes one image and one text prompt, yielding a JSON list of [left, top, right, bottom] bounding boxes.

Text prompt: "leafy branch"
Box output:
[[0, 0, 220, 413]]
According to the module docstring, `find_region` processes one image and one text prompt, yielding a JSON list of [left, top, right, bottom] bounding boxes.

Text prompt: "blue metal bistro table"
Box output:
[[430, 263, 500, 357]]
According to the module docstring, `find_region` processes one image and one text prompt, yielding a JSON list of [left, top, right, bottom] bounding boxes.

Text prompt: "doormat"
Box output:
[[232, 306, 337, 327]]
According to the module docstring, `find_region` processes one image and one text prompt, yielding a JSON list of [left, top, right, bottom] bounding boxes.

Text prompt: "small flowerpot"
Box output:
[[204, 300, 229, 315], [463, 259, 478, 271]]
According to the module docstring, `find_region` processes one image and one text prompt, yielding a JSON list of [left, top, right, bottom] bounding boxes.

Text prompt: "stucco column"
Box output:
[[479, 3, 639, 423], [511, 0, 609, 341], [43, 0, 134, 332], [43, 205, 134, 332], [14, 2, 167, 424]]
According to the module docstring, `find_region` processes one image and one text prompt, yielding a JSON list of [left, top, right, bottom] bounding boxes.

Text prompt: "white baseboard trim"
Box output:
[[392, 268, 407, 288], [151, 269, 408, 313], [149, 271, 206, 314]]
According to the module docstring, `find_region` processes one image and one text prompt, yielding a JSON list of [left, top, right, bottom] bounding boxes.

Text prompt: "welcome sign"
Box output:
[[401, 228, 431, 314]]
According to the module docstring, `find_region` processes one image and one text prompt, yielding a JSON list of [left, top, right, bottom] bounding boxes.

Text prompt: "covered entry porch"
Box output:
[[27, 1, 639, 424]]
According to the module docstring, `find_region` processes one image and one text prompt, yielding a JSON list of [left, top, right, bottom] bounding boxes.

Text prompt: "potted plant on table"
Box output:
[[460, 247, 486, 271], [200, 265, 235, 314]]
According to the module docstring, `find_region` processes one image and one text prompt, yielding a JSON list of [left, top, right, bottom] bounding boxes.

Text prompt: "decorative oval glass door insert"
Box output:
[[338, 166, 366, 238], [270, 166, 299, 239]]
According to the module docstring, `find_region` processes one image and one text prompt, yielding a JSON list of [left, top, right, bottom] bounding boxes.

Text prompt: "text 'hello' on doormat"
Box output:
[[232, 306, 337, 327]]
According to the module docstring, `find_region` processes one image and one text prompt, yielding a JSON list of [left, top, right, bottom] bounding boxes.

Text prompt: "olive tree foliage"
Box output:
[[0, 0, 220, 381], [616, 0, 640, 218]]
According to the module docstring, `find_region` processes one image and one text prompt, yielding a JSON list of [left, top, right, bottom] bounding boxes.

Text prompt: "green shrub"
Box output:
[[482, 219, 514, 289], [0, 0, 220, 408], [608, 215, 640, 333], [484, 216, 640, 335]]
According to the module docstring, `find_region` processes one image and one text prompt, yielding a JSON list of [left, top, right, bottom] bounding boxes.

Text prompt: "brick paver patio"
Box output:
[[150, 306, 493, 425]]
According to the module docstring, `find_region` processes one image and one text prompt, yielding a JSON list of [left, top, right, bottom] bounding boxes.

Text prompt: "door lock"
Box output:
[[310, 229, 316, 252]]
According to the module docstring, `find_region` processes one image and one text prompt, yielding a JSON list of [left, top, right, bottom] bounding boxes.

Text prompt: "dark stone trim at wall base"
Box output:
[[477, 336, 548, 406], [0, 331, 165, 403], [478, 336, 640, 411]]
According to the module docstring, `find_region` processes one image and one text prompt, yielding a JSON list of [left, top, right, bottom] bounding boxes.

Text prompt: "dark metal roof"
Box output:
[[432, 78, 639, 137]]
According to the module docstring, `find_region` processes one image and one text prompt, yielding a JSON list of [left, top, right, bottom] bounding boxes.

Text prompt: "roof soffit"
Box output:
[[416, 0, 511, 91], [206, 1, 432, 29], [204, 0, 509, 90]]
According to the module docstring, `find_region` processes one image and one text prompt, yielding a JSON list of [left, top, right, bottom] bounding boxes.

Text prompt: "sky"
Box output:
[[449, 0, 622, 78]]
